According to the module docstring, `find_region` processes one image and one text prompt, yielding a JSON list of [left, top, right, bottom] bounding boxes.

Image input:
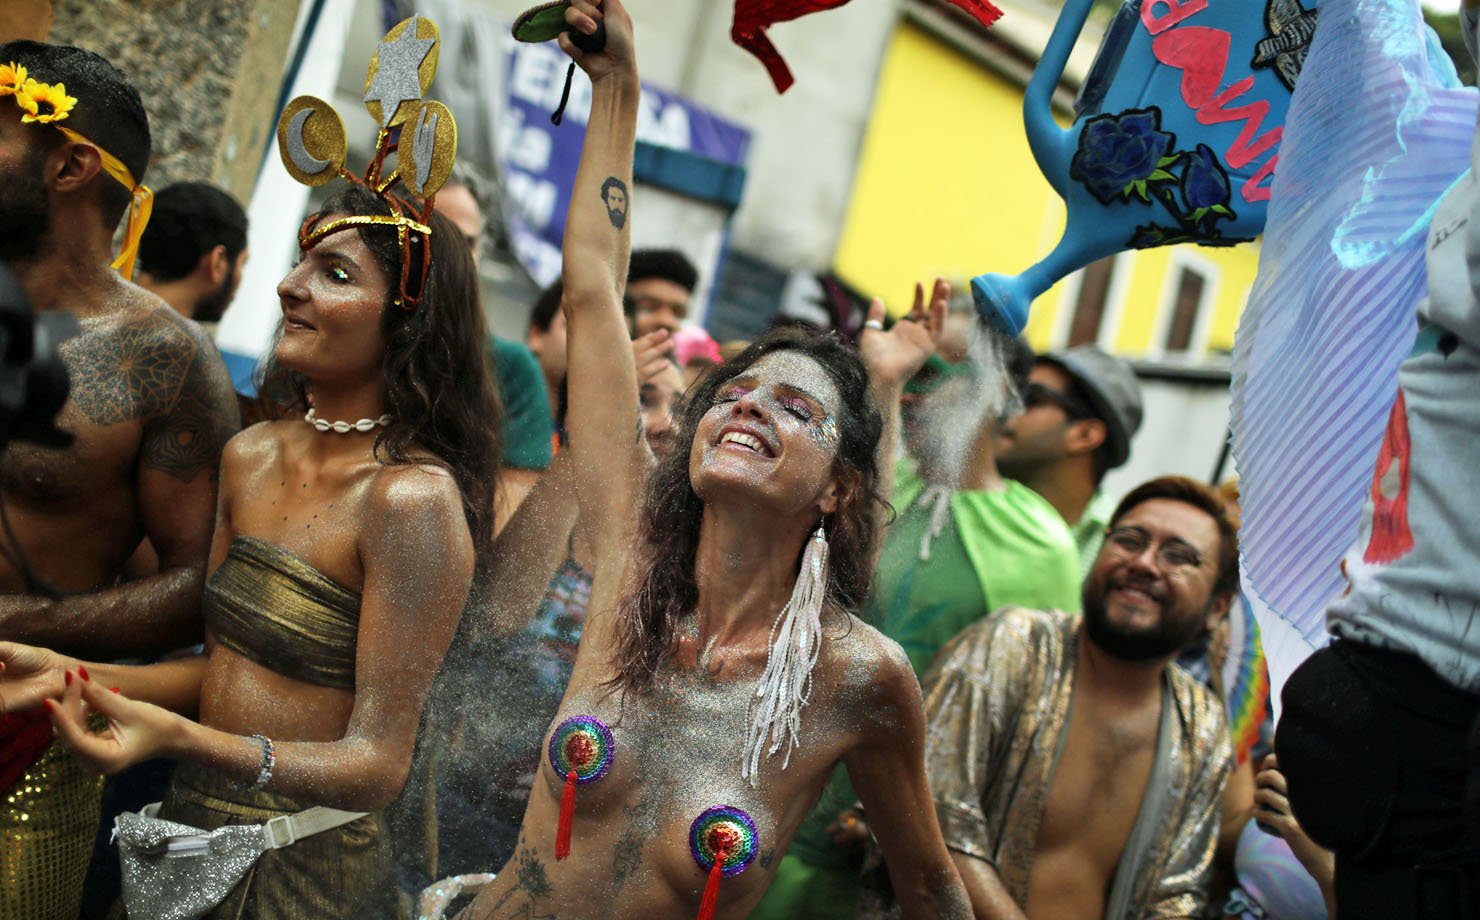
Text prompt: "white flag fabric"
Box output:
[[1231, 0, 1478, 717]]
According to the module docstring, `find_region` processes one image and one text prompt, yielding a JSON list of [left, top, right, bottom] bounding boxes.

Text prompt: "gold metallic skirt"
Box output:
[[0, 741, 104, 920]]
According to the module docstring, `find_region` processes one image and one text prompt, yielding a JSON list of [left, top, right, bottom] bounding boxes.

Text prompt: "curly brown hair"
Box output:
[[258, 185, 501, 560], [609, 327, 886, 693]]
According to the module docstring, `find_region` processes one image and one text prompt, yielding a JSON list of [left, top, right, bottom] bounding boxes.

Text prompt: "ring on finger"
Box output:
[[863, 319, 884, 331]]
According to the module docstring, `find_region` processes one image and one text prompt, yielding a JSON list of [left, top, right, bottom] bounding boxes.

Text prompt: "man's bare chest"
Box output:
[[1037, 704, 1158, 857], [1, 402, 139, 508]]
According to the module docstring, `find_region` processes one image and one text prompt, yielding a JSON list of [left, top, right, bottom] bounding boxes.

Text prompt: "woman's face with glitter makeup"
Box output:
[[690, 350, 846, 517], [274, 219, 391, 384]]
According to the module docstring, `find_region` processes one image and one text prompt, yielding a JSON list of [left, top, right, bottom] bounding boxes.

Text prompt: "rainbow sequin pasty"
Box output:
[[689, 805, 759, 877], [548, 716, 614, 785]]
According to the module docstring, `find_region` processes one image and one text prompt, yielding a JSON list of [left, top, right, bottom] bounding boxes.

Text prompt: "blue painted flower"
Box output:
[[1070, 109, 1175, 205], [1181, 143, 1232, 213]]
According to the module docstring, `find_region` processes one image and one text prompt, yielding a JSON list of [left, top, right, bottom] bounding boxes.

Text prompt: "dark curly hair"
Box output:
[[610, 326, 885, 693], [258, 185, 501, 560]]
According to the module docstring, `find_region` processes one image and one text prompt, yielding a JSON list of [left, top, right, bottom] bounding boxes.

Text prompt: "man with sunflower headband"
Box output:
[[0, 41, 238, 919]]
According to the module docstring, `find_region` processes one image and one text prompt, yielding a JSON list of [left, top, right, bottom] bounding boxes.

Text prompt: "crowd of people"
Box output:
[[0, 0, 1476, 917]]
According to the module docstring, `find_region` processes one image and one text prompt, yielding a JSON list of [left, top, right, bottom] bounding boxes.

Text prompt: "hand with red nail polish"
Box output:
[[0, 641, 79, 714], [45, 673, 175, 775]]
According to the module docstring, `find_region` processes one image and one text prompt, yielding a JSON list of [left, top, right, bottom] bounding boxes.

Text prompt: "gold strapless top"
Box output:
[[204, 537, 361, 691]]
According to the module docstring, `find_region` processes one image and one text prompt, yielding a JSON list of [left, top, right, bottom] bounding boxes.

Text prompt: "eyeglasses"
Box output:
[[1103, 526, 1205, 576], [1022, 381, 1092, 419]]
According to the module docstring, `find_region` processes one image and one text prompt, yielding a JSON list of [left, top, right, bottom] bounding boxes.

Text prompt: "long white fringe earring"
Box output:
[[743, 522, 830, 786]]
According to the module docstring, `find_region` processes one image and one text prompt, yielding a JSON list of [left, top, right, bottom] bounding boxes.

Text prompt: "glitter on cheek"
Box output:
[[809, 414, 840, 451]]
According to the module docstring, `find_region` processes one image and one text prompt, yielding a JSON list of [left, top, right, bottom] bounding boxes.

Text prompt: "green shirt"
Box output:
[[1072, 490, 1117, 579], [869, 461, 1081, 673], [490, 336, 553, 471]]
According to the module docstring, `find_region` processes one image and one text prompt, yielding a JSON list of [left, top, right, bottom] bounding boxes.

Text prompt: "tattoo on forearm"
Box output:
[[486, 838, 558, 919], [599, 176, 629, 230]]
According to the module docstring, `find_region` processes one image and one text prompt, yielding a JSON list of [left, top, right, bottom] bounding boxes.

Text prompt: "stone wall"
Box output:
[[0, 0, 55, 42], [49, 0, 299, 202]]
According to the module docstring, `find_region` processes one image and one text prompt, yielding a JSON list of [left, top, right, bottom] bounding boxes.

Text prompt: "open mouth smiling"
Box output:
[[717, 426, 775, 458]]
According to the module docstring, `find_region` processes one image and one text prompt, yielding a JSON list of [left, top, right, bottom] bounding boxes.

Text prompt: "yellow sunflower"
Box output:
[[0, 62, 27, 97], [18, 79, 75, 124]]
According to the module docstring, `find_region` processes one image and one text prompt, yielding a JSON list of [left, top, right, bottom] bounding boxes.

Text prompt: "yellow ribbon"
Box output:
[[55, 125, 153, 279]]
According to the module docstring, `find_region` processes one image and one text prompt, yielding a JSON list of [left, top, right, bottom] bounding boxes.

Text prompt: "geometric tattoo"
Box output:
[[62, 310, 235, 482]]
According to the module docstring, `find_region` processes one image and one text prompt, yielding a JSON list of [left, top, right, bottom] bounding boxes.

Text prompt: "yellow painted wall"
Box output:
[[834, 23, 1261, 359]]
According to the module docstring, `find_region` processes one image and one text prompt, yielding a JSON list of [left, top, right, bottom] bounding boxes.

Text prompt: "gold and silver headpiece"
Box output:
[[275, 15, 458, 309]]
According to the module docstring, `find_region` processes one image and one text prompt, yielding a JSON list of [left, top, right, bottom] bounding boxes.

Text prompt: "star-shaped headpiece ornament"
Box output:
[[275, 16, 457, 309], [364, 14, 437, 128]]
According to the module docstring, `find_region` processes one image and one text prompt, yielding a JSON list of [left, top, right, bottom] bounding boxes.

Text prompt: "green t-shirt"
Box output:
[[490, 336, 553, 471], [869, 461, 1081, 673], [1072, 490, 1117, 579]]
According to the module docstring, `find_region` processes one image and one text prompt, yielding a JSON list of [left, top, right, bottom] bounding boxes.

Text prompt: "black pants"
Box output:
[[1279, 640, 1480, 920]]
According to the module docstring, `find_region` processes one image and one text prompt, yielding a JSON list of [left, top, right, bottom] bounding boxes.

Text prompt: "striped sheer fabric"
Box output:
[[1230, 0, 1478, 713]]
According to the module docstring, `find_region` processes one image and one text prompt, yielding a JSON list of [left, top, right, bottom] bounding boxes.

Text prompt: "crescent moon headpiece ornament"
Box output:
[[275, 15, 458, 309]]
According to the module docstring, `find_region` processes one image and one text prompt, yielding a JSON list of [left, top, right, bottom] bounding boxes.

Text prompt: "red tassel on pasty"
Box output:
[[690, 805, 760, 920], [547, 716, 614, 861]]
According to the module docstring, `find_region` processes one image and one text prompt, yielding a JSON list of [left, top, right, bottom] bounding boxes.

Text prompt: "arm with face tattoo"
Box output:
[[556, 0, 644, 671], [0, 308, 239, 657]]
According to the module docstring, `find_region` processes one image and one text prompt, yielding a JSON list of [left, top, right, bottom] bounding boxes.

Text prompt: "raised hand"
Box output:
[[632, 328, 675, 383], [0, 641, 75, 713], [560, 0, 636, 83], [44, 668, 179, 775], [860, 277, 950, 392]]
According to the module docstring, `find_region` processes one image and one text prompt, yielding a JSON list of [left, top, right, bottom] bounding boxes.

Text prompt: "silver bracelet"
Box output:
[[247, 733, 276, 790]]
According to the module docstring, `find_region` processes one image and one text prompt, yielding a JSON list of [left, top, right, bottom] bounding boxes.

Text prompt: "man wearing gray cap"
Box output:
[[997, 345, 1144, 576]]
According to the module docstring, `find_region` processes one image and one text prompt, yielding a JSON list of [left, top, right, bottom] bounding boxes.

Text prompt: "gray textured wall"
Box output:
[[51, 0, 299, 202]]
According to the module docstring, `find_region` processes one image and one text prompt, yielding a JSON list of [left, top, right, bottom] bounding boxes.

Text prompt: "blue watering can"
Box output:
[[972, 0, 1318, 334]]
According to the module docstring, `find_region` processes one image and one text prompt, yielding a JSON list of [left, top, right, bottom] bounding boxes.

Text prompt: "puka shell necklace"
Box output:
[[304, 407, 393, 433]]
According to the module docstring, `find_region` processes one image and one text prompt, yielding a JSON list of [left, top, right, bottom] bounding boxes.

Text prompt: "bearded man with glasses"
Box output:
[[860, 475, 1235, 920]]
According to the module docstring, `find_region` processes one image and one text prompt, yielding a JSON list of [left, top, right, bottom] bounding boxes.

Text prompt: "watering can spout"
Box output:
[[1024, 0, 1099, 194], [972, 275, 1031, 336]]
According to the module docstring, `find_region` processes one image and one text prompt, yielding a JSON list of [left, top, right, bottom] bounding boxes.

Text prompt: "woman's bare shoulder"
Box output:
[[819, 610, 920, 712], [221, 420, 293, 476]]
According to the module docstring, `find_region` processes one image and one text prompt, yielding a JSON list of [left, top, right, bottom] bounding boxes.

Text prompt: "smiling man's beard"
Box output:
[[1080, 573, 1211, 662], [0, 147, 52, 265]]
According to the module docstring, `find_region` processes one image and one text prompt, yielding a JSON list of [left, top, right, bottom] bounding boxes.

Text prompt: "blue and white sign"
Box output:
[[498, 41, 752, 286]]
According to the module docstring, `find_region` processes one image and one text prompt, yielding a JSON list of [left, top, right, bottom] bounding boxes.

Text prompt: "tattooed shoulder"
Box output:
[[64, 307, 240, 481]]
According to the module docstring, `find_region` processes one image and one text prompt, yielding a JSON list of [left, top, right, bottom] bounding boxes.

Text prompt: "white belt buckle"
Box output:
[[263, 814, 298, 849]]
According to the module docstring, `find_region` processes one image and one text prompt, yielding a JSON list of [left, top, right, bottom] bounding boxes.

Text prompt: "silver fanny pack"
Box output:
[[112, 801, 367, 920]]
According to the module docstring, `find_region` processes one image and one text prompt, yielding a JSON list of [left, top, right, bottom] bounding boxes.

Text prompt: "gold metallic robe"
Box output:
[[864, 607, 1231, 919]]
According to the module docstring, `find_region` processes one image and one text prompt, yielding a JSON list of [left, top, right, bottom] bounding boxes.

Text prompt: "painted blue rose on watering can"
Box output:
[[973, 0, 1318, 334]]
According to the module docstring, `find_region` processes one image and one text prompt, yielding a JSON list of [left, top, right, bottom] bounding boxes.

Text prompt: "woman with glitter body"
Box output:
[[0, 185, 500, 916], [462, 2, 971, 918]]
